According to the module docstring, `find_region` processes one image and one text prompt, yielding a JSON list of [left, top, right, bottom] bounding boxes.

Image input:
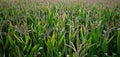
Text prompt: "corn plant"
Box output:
[[0, 0, 120, 57]]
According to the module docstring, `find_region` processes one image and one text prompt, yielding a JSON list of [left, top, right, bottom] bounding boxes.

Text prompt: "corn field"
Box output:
[[0, 0, 120, 57]]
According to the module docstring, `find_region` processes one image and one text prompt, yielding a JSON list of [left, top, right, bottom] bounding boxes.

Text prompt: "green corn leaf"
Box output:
[[51, 31, 56, 47], [117, 30, 120, 55], [27, 42, 32, 52], [87, 35, 92, 45], [80, 27, 84, 42], [8, 35, 16, 48], [14, 34, 25, 44], [4, 37, 9, 50], [58, 32, 65, 46], [107, 35, 114, 44], [25, 35, 30, 45], [73, 52, 76, 57], [24, 35, 30, 51], [28, 44, 39, 57]]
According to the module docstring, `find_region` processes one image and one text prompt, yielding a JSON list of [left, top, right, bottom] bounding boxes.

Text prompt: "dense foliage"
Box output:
[[0, 0, 120, 57]]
